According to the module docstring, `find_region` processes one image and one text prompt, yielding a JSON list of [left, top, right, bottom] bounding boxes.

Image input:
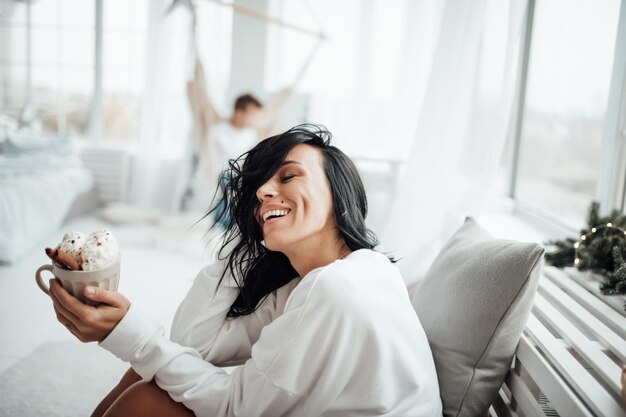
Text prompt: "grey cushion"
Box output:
[[412, 217, 544, 417]]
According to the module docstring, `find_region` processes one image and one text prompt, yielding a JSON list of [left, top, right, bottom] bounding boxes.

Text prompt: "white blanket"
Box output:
[[0, 137, 92, 263]]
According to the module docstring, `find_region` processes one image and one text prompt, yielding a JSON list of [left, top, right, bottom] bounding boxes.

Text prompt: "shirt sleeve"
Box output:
[[98, 267, 362, 417], [169, 259, 292, 367]]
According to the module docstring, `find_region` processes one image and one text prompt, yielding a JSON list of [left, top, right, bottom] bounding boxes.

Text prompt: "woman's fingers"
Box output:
[[52, 304, 76, 331], [49, 278, 90, 317], [48, 278, 131, 343], [51, 295, 80, 326], [49, 281, 82, 329]]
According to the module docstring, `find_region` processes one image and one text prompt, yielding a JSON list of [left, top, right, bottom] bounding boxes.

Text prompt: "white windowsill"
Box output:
[[478, 197, 554, 244]]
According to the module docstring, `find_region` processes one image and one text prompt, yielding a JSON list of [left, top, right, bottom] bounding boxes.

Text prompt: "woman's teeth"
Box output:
[[262, 209, 290, 223]]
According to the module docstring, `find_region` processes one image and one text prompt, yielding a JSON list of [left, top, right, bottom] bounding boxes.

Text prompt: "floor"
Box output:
[[0, 210, 220, 376]]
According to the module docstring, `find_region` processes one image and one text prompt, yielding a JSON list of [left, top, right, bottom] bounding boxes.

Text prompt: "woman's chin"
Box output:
[[263, 237, 289, 254], [262, 239, 280, 252]]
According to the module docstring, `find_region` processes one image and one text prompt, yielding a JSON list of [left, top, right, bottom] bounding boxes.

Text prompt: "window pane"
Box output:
[[32, 67, 60, 134], [0, 0, 94, 136], [101, 0, 147, 141], [0, 0, 28, 25], [0, 64, 28, 113], [61, 29, 94, 68], [60, 0, 94, 28], [0, 24, 27, 64], [103, 0, 147, 31], [31, 28, 59, 66], [195, 0, 234, 113], [62, 69, 92, 135], [515, 0, 621, 226], [103, 32, 135, 71], [30, 0, 59, 26]]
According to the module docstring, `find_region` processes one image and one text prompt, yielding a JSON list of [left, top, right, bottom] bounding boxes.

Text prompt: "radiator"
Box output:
[[79, 145, 129, 204]]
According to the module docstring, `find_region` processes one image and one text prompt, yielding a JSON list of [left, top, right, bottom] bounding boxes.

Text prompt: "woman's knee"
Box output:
[[117, 367, 142, 390], [90, 368, 143, 417], [103, 380, 194, 417]]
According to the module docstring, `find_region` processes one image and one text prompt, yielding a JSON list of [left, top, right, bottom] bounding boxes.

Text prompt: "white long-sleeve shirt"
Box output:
[[99, 249, 443, 416]]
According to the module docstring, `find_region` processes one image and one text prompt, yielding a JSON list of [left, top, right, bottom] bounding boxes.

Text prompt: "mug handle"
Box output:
[[35, 264, 54, 296]]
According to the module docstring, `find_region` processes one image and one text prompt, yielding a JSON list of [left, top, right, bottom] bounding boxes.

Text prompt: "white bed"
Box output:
[[0, 135, 93, 263]]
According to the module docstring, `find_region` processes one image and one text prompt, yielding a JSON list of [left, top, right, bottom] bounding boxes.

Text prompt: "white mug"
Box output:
[[35, 257, 121, 306]]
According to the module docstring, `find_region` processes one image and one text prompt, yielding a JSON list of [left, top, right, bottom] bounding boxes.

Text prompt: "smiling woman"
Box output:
[[209, 124, 383, 317], [53, 124, 442, 417]]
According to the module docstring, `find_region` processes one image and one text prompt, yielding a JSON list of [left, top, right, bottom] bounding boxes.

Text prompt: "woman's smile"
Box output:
[[262, 210, 291, 227], [259, 204, 292, 228]]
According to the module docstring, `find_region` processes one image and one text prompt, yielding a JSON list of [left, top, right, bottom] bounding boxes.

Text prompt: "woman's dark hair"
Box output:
[[206, 123, 390, 318]]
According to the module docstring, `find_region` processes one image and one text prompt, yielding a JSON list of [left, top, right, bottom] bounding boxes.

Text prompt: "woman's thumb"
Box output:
[[84, 286, 121, 307]]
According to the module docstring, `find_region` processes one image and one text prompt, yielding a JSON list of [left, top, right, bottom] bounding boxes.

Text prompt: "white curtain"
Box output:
[[266, 0, 442, 158], [130, 0, 526, 289], [379, 0, 528, 290], [129, 0, 190, 212], [129, 0, 232, 213], [266, 0, 528, 289]]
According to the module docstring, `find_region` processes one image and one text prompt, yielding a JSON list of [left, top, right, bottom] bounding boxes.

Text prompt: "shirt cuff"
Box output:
[[99, 303, 164, 363]]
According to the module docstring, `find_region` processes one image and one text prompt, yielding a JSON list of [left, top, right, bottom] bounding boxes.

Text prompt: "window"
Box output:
[[511, 0, 624, 228], [0, 0, 146, 140], [0, 0, 233, 145], [0, 0, 95, 136], [102, 0, 148, 141]]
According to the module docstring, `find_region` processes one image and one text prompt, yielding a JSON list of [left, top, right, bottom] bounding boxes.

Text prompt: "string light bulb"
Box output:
[[573, 222, 626, 268]]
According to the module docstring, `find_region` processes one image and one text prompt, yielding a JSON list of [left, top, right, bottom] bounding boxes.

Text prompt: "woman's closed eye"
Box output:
[[280, 174, 296, 182]]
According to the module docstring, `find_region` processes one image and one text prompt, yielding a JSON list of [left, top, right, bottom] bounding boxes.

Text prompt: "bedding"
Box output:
[[0, 135, 93, 263]]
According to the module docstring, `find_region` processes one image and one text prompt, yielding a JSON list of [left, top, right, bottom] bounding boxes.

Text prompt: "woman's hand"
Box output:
[[49, 278, 130, 343]]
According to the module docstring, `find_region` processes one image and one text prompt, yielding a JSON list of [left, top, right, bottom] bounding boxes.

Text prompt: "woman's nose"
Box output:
[[256, 179, 277, 202]]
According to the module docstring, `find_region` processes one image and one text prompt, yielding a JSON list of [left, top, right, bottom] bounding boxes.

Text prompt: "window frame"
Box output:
[[89, 0, 104, 141], [506, 0, 626, 237]]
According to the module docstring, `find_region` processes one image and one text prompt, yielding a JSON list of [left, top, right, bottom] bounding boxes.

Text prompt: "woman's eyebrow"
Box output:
[[280, 160, 303, 167]]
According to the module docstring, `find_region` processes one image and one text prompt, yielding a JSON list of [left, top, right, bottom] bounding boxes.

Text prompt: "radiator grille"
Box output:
[[79, 146, 129, 204]]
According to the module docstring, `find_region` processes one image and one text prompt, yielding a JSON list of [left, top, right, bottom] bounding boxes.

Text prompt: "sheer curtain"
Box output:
[[265, 0, 443, 158], [266, 0, 527, 289], [129, 0, 526, 286], [380, 0, 528, 290], [129, 0, 232, 212], [129, 0, 183, 212]]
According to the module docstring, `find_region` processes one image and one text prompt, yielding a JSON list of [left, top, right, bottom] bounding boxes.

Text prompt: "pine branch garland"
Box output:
[[600, 247, 626, 295], [587, 201, 601, 230], [544, 238, 576, 267], [545, 202, 626, 310]]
